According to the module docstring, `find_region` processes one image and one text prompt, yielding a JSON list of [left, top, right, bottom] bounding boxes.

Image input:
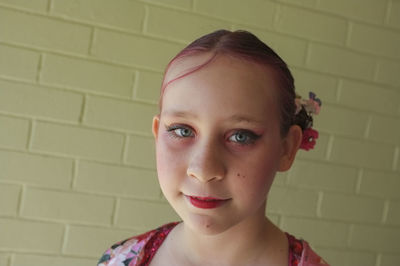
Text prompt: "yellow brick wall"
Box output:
[[0, 0, 399, 265]]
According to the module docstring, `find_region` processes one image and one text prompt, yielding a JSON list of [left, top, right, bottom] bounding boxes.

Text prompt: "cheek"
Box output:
[[231, 155, 278, 201], [155, 136, 188, 190]]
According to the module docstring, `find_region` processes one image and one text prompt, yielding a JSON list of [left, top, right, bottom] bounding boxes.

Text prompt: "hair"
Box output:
[[159, 29, 301, 136]]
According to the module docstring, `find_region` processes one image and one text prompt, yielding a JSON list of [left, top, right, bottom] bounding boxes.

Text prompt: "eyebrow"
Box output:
[[161, 110, 265, 126]]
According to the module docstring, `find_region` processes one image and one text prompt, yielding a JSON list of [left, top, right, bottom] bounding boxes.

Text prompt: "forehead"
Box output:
[[161, 54, 281, 124]]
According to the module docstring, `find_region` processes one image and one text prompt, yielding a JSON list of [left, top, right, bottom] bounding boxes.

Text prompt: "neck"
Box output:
[[174, 203, 285, 265]]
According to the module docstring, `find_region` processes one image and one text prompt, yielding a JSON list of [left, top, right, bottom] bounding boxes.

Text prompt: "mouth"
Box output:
[[184, 195, 231, 209]]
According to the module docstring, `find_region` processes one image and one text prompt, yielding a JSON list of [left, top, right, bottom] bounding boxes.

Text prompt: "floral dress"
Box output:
[[98, 222, 329, 266]]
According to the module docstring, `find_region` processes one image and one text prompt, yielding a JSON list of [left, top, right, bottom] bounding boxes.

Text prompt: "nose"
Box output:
[[186, 139, 226, 183]]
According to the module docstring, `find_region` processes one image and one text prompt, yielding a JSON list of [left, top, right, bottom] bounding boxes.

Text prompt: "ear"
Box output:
[[152, 115, 160, 141], [278, 125, 302, 172]]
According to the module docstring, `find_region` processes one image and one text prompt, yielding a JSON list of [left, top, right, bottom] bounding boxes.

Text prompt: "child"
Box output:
[[98, 30, 328, 266]]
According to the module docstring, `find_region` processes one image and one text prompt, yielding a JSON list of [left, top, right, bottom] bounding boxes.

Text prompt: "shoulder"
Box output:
[[299, 241, 330, 266], [98, 222, 179, 266], [286, 233, 330, 266]]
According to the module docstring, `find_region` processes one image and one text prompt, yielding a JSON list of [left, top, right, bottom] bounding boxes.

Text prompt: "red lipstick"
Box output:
[[186, 195, 230, 209]]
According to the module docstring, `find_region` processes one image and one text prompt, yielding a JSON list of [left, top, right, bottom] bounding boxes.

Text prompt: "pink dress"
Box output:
[[98, 222, 329, 266]]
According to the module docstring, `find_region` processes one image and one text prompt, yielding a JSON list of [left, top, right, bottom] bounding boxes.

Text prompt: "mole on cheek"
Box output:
[[237, 173, 245, 178]]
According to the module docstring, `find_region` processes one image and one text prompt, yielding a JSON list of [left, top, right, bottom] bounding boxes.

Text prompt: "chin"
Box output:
[[183, 212, 239, 236]]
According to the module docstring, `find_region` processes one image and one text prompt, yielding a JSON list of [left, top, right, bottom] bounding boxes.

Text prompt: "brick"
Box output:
[[278, 0, 317, 7], [244, 28, 308, 67], [359, 169, 400, 199], [32, 122, 125, 162], [380, 254, 400, 266], [376, 59, 400, 88], [339, 79, 400, 115], [317, 104, 369, 138], [0, 150, 73, 188], [41, 54, 133, 97], [195, 0, 276, 28], [290, 68, 338, 104], [0, 217, 64, 252], [267, 213, 280, 225], [387, 200, 400, 225], [65, 225, 135, 257], [318, 0, 387, 24], [0, 80, 83, 121], [296, 132, 329, 161], [388, 0, 400, 28], [0, 0, 48, 12], [0, 115, 29, 149], [85, 95, 158, 134], [350, 224, 400, 252], [76, 160, 159, 198], [369, 115, 400, 144], [0, 183, 20, 216], [135, 70, 163, 102], [141, 0, 192, 9], [330, 137, 395, 170], [0, 44, 39, 81], [276, 5, 347, 45], [13, 254, 95, 266], [52, 0, 145, 32], [349, 23, 400, 59], [320, 192, 384, 222], [147, 6, 230, 42], [126, 135, 156, 168], [22, 187, 114, 225], [0, 253, 9, 266], [307, 43, 376, 80], [0, 8, 91, 54], [273, 171, 288, 186], [281, 217, 349, 247], [93, 29, 183, 71], [268, 186, 319, 217], [116, 199, 179, 230], [288, 160, 357, 193], [316, 248, 376, 266]]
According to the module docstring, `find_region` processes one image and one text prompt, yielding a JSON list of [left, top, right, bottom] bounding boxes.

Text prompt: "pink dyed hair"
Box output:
[[159, 29, 296, 136]]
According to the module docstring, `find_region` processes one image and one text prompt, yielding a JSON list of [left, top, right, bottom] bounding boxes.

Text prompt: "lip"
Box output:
[[185, 195, 230, 209]]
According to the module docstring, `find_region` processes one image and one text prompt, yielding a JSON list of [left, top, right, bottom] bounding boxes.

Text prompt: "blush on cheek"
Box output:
[[161, 132, 192, 150]]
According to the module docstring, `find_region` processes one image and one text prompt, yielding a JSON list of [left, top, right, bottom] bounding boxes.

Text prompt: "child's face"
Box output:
[[153, 54, 289, 234]]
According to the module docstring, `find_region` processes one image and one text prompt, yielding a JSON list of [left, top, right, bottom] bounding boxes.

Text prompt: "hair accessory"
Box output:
[[294, 92, 322, 151]]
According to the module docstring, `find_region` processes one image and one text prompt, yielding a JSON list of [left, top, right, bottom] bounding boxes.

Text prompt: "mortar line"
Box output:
[[17, 184, 27, 217], [381, 200, 390, 224], [27, 119, 36, 151], [122, 134, 130, 164], [88, 27, 97, 56], [344, 20, 353, 47], [131, 70, 139, 100], [71, 159, 79, 190], [375, 252, 382, 266], [36, 53, 44, 84], [392, 146, 399, 171], [46, 0, 53, 13], [383, 0, 392, 26], [142, 5, 149, 33], [355, 168, 363, 194], [61, 224, 70, 254], [316, 191, 323, 218], [79, 94, 88, 125], [112, 197, 120, 226]]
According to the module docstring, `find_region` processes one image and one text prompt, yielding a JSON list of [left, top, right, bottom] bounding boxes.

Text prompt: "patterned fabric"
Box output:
[[98, 222, 329, 266]]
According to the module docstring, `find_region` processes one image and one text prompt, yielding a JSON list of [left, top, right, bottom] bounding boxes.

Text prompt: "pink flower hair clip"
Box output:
[[294, 92, 322, 151]]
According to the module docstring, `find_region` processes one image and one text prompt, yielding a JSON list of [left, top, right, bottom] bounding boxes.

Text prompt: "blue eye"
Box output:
[[229, 130, 259, 145], [166, 125, 194, 138]]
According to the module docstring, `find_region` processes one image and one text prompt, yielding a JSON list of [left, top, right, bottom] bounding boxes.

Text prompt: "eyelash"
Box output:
[[165, 124, 261, 145]]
